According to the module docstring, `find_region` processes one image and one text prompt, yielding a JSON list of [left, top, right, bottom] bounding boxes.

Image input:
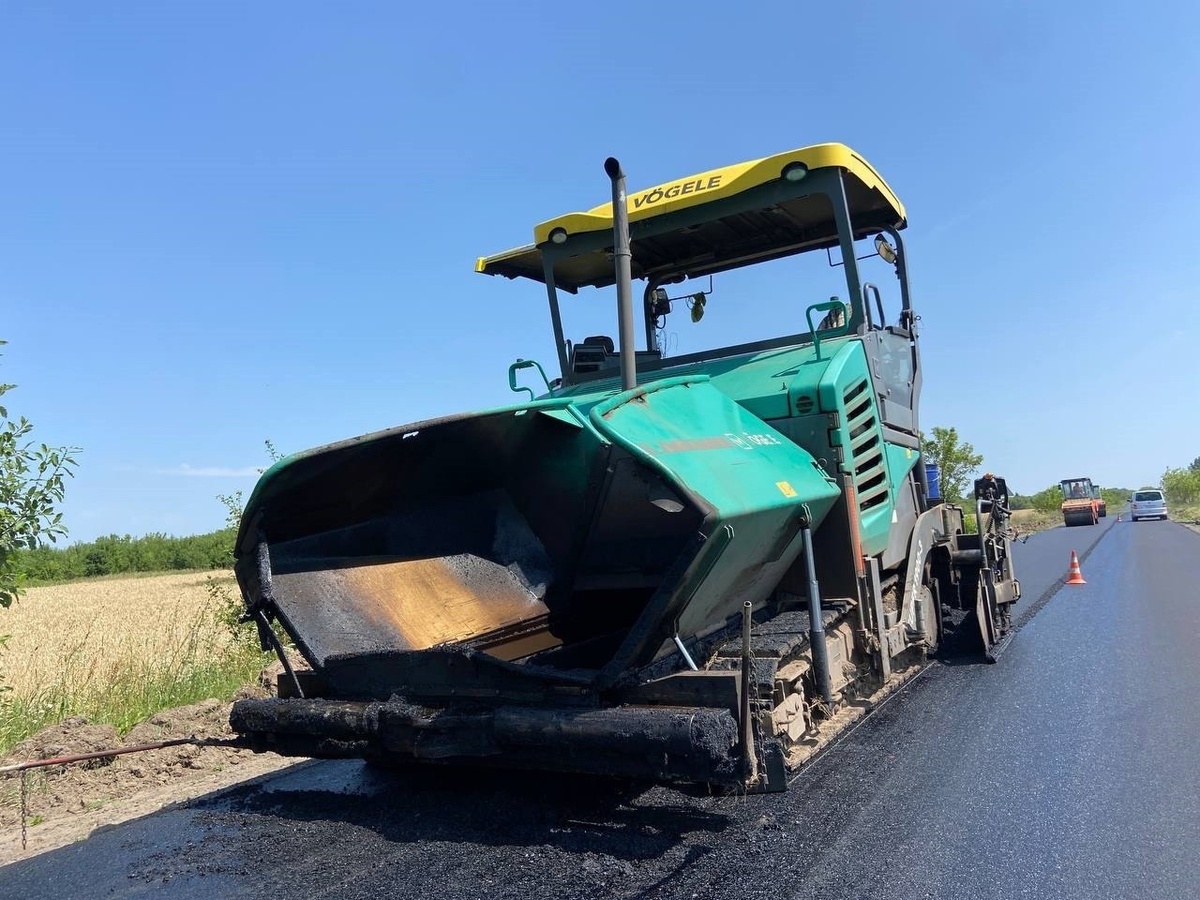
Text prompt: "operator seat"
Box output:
[[570, 335, 615, 375]]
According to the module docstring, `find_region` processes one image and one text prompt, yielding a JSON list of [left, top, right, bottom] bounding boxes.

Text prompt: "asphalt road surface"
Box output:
[[3, 515, 1198, 900]]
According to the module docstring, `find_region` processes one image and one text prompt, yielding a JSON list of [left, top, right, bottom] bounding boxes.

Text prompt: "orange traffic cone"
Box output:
[[1066, 550, 1086, 585]]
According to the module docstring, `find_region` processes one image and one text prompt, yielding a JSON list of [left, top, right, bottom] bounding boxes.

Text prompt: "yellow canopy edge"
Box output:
[[534, 142, 903, 244], [475, 142, 905, 286]]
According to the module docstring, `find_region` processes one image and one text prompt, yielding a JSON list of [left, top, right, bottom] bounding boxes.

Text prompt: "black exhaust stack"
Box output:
[[605, 157, 637, 391]]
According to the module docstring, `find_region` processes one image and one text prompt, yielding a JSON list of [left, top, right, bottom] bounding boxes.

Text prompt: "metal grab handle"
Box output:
[[508, 358, 552, 401], [862, 283, 885, 329], [805, 299, 850, 360]]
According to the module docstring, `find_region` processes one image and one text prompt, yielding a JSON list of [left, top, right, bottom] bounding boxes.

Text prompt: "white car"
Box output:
[[1130, 489, 1168, 521]]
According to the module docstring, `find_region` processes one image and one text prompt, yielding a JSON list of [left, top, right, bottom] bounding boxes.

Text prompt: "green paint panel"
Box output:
[[884, 442, 920, 494], [553, 342, 826, 423], [590, 376, 840, 637], [809, 343, 897, 557]]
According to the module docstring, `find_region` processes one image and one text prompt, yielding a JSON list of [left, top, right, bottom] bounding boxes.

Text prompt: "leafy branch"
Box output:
[[0, 346, 80, 607]]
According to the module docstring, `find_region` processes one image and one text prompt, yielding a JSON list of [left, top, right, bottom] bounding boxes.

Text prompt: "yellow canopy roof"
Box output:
[[477, 142, 905, 291]]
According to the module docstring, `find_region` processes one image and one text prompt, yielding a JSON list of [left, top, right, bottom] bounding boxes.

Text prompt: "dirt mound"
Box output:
[[8, 717, 123, 769], [0, 666, 307, 866]]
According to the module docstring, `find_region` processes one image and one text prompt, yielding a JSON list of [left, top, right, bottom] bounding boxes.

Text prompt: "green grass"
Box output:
[[1171, 504, 1200, 524], [0, 646, 268, 755], [0, 650, 269, 754], [0, 574, 272, 756]]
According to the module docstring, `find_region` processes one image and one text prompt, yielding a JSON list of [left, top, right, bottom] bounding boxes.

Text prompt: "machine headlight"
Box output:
[[781, 162, 809, 182]]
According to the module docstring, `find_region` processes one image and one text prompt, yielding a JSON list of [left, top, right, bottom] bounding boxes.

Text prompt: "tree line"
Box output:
[[3, 325, 1197, 599], [12, 528, 237, 583], [1011, 485, 1133, 513], [18, 447, 1186, 586], [919, 426, 1200, 511]]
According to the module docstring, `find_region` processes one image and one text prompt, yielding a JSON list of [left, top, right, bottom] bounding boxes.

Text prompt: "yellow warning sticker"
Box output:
[[776, 481, 797, 498]]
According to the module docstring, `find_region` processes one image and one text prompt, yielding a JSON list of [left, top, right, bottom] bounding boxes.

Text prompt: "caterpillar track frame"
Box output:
[[230, 143, 1021, 792]]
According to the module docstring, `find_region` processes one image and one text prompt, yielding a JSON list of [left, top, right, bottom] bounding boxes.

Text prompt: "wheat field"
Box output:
[[0, 572, 236, 699], [0, 571, 265, 751]]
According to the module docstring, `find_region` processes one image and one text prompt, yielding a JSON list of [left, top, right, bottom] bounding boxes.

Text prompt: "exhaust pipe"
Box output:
[[605, 157, 637, 391]]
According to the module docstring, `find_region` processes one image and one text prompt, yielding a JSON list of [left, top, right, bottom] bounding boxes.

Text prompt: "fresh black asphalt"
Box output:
[[3, 514, 1197, 899]]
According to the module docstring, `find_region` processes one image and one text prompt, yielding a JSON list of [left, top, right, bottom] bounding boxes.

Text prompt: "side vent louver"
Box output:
[[842, 379, 888, 513]]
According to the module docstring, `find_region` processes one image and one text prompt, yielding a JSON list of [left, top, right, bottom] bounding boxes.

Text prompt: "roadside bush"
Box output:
[[1099, 487, 1128, 510], [1161, 467, 1200, 505], [1029, 486, 1062, 513]]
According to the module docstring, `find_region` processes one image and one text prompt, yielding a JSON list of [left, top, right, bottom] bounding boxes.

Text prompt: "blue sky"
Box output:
[[3, 2, 1198, 543]]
